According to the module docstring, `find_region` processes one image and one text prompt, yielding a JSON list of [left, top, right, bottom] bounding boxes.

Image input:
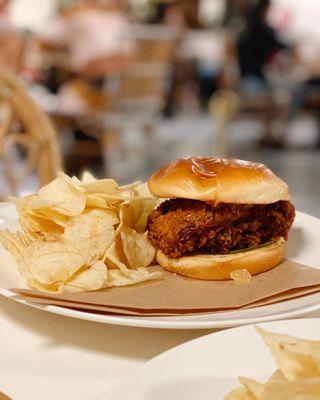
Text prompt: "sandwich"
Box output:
[[147, 157, 295, 280]]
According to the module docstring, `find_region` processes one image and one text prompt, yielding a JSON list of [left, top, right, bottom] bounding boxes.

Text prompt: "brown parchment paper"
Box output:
[[11, 260, 320, 316]]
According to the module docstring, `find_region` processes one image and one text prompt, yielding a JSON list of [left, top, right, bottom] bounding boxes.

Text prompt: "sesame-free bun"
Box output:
[[148, 157, 289, 204], [156, 240, 285, 280]]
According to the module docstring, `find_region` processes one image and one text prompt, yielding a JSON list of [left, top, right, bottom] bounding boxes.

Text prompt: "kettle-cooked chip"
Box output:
[[239, 377, 264, 398], [38, 175, 86, 216], [81, 179, 118, 195], [63, 260, 108, 292], [224, 387, 256, 400], [261, 377, 320, 399], [2, 171, 160, 293], [80, 171, 97, 183], [0, 230, 26, 260], [257, 327, 320, 379], [120, 227, 155, 269], [105, 267, 162, 287], [119, 197, 159, 233], [85, 194, 109, 209], [20, 240, 86, 285], [62, 209, 118, 263], [224, 329, 320, 400]]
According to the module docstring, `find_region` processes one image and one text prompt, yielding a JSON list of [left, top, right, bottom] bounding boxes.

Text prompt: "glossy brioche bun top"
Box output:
[[148, 157, 289, 204]]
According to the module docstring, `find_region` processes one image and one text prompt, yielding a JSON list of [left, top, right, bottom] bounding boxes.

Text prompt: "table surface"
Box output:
[[2, 297, 320, 400], [0, 296, 212, 400]]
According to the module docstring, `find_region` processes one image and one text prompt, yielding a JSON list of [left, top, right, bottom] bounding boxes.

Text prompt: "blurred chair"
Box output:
[[0, 68, 62, 197], [101, 25, 177, 177]]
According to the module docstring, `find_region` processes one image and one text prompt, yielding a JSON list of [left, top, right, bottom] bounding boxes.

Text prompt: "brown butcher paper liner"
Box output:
[[10, 260, 320, 316]]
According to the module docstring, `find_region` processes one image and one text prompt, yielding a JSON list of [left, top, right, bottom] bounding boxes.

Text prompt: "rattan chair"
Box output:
[[0, 68, 62, 197]]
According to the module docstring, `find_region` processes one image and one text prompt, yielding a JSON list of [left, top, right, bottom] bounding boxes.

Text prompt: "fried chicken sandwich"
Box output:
[[147, 157, 295, 280]]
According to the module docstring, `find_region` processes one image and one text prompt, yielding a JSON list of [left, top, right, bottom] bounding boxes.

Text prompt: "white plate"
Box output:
[[104, 318, 320, 399], [0, 203, 320, 329]]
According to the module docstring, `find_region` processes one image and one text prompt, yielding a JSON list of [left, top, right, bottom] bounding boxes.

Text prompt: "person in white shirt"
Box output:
[[40, 0, 133, 79]]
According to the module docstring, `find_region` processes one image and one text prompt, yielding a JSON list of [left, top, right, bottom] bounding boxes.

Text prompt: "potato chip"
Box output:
[[103, 239, 161, 283], [80, 170, 97, 183], [224, 387, 256, 400], [0, 230, 40, 258], [81, 179, 118, 195], [63, 260, 108, 292], [118, 181, 142, 192], [26, 279, 63, 294], [15, 195, 60, 233], [277, 349, 320, 380], [85, 194, 109, 209], [104, 242, 131, 276], [0, 230, 26, 260], [225, 328, 320, 400], [15, 231, 37, 248], [261, 377, 320, 399], [239, 377, 264, 398], [20, 240, 86, 285], [256, 327, 320, 379], [37, 175, 86, 216], [105, 266, 162, 288], [267, 369, 286, 384], [119, 197, 159, 233], [28, 206, 69, 227], [62, 209, 118, 263], [3, 169, 160, 293], [120, 227, 155, 269], [71, 176, 81, 184], [91, 193, 135, 202]]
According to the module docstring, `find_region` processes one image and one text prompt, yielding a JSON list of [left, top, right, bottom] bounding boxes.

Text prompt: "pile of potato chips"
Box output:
[[0, 172, 162, 293], [225, 327, 320, 399]]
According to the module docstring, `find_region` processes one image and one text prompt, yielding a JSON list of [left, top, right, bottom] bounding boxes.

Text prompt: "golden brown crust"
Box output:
[[156, 240, 285, 280], [148, 157, 289, 204]]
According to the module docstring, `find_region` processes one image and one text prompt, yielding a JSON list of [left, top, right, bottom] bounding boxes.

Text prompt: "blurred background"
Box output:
[[0, 0, 319, 215]]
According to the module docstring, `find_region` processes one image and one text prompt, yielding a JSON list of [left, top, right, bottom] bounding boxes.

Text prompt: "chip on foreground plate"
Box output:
[[224, 328, 320, 399], [0, 172, 162, 293]]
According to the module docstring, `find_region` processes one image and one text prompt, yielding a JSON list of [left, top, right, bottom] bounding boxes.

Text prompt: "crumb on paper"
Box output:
[[230, 269, 252, 284]]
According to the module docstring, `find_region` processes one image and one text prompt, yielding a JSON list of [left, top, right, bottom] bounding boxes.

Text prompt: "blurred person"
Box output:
[[285, 42, 320, 147], [150, 0, 185, 28], [38, 0, 134, 119], [237, 0, 289, 96], [40, 0, 133, 82], [235, 0, 293, 146], [37, 0, 134, 177]]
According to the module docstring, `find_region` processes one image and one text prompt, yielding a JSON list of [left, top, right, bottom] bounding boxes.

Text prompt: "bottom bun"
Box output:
[[156, 240, 285, 280]]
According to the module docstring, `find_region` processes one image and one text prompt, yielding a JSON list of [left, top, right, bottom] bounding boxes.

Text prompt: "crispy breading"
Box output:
[[147, 199, 295, 258]]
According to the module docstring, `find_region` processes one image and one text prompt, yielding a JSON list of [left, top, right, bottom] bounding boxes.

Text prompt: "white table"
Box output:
[[0, 296, 211, 400], [2, 297, 319, 400]]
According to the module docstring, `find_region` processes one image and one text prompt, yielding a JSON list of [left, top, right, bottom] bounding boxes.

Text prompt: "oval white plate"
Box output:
[[0, 203, 319, 329], [104, 318, 320, 399]]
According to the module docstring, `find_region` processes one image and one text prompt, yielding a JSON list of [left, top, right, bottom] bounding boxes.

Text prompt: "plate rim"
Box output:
[[103, 317, 320, 399], [0, 207, 319, 329]]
